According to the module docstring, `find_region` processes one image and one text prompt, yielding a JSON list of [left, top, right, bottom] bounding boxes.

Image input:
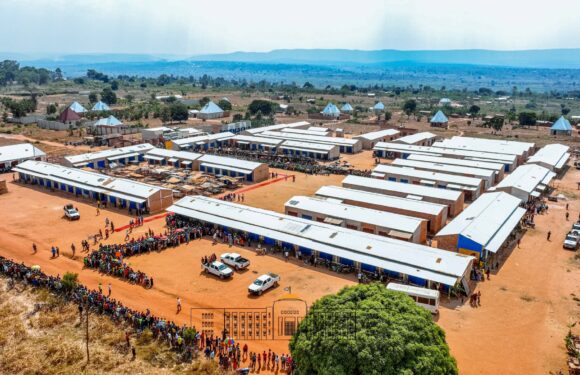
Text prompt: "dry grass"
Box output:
[[0, 278, 226, 375]]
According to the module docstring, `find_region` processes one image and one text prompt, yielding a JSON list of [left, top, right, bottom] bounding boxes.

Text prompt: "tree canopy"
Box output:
[[402, 99, 417, 116], [248, 99, 276, 116], [100, 87, 117, 105], [290, 283, 457, 375], [218, 99, 232, 111]]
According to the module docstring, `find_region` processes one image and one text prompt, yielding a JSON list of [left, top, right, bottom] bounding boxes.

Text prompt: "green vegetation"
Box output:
[[290, 283, 457, 375]]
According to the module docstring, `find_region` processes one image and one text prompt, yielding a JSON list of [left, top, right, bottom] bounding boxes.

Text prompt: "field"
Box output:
[[1, 141, 579, 374]]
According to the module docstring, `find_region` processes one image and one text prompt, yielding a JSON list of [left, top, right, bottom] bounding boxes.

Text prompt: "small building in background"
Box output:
[[392, 132, 438, 146], [341, 103, 353, 114], [430, 110, 449, 129], [526, 144, 570, 172], [550, 116, 573, 136], [0, 143, 46, 170], [68, 101, 87, 114], [373, 101, 385, 114], [93, 115, 126, 135], [91, 101, 110, 111], [354, 129, 400, 149], [198, 101, 225, 120], [58, 107, 81, 125], [321, 102, 341, 119]]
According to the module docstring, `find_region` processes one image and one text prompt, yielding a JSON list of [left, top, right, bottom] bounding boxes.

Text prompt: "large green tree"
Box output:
[[248, 99, 276, 116], [100, 87, 117, 105], [169, 102, 189, 122], [290, 283, 457, 375], [402, 99, 417, 117]]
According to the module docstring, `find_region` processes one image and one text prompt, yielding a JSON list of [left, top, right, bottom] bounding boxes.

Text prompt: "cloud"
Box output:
[[0, 0, 578, 56]]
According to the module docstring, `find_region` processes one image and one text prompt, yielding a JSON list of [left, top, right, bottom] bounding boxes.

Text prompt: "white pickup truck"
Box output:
[[248, 273, 280, 295], [63, 204, 80, 220], [202, 261, 234, 279], [220, 253, 250, 270]]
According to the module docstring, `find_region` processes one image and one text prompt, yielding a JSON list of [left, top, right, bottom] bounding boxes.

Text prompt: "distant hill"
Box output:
[[189, 48, 580, 69]]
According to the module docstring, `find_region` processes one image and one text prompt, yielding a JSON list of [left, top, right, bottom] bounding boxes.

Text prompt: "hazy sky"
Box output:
[[1, 0, 579, 56]]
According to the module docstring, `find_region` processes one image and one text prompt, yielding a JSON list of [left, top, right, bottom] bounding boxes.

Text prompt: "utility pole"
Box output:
[[85, 302, 90, 364]]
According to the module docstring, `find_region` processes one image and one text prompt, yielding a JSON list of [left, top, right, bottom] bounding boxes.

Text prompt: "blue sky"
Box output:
[[1, 0, 579, 56]]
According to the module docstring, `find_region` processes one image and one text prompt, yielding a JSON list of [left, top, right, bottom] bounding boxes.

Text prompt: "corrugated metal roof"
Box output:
[[496, 164, 553, 194], [281, 140, 337, 152], [0, 143, 46, 163], [430, 110, 448, 123], [198, 154, 264, 171], [550, 116, 572, 131], [199, 101, 223, 114], [285, 195, 425, 234], [437, 136, 534, 156], [245, 121, 310, 135], [407, 154, 504, 173], [354, 129, 400, 141], [436, 192, 525, 252], [527, 144, 570, 169], [232, 135, 282, 146], [340, 103, 353, 111], [168, 196, 474, 285], [282, 128, 330, 136], [13, 160, 165, 199], [68, 101, 87, 113], [373, 142, 516, 164], [146, 148, 201, 161], [94, 115, 122, 127], [322, 102, 340, 115], [261, 131, 359, 146], [172, 131, 235, 146], [64, 144, 155, 164], [315, 185, 446, 216], [394, 132, 437, 145], [91, 101, 110, 111], [391, 159, 494, 180], [343, 175, 462, 201], [373, 164, 482, 188]]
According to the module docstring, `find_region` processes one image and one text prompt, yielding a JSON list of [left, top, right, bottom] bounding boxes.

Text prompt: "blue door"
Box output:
[[301, 214, 313, 220], [318, 252, 333, 260], [408, 276, 427, 286], [388, 177, 396, 182], [129, 201, 137, 209], [87, 162, 94, 168], [97, 160, 106, 168], [339, 258, 355, 266], [361, 263, 376, 272], [67, 185, 74, 193]]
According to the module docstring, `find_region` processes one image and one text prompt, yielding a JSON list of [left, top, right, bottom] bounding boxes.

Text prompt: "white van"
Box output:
[[387, 282, 440, 314]]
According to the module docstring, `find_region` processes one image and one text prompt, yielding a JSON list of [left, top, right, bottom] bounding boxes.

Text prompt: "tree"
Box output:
[[518, 112, 537, 127], [88, 92, 98, 104], [384, 111, 392, 121], [468, 105, 480, 118], [100, 88, 117, 105], [303, 82, 314, 89], [402, 99, 417, 117], [46, 103, 57, 115], [61, 272, 79, 293], [290, 284, 457, 375], [169, 103, 188, 122], [110, 80, 119, 90], [248, 99, 275, 116], [218, 99, 232, 111], [232, 113, 243, 122]]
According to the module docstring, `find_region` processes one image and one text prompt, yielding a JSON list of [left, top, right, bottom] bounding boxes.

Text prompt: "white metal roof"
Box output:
[[307, 126, 330, 132], [391, 159, 495, 180], [232, 135, 283, 146], [495, 164, 554, 194], [260, 131, 360, 146], [374, 142, 516, 165], [407, 154, 504, 174], [64, 144, 155, 165], [315, 185, 446, 216], [282, 128, 330, 136], [374, 164, 483, 188], [343, 175, 462, 202], [198, 154, 264, 171], [168, 196, 474, 286], [387, 282, 440, 298], [354, 129, 400, 141], [0, 143, 46, 163], [145, 148, 201, 162], [527, 144, 570, 170], [435, 136, 534, 156], [245, 121, 310, 135], [436, 192, 526, 253], [172, 132, 235, 146], [13, 160, 165, 200], [281, 140, 337, 152], [285, 196, 425, 234], [393, 132, 437, 145]]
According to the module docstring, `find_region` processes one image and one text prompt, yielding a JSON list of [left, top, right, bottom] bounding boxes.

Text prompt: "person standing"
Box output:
[[98, 282, 103, 294], [71, 243, 76, 259], [96, 207, 100, 216], [547, 231, 552, 241], [107, 282, 112, 297], [176, 297, 182, 313], [32, 243, 37, 254]]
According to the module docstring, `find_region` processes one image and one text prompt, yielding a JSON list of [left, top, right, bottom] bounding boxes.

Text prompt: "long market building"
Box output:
[[314, 185, 448, 234], [168, 196, 474, 292], [0, 143, 46, 169], [13, 160, 173, 213], [63, 144, 155, 168], [406, 154, 505, 183], [491, 164, 556, 202], [284, 195, 427, 243], [434, 192, 526, 266], [526, 143, 570, 173], [342, 175, 465, 217], [259, 131, 363, 153]]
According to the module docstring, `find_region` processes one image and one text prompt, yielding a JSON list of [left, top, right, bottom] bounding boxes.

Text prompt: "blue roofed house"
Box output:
[[198, 101, 225, 120], [430, 110, 449, 129], [322, 102, 341, 119], [91, 101, 111, 111], [68, 101, 87, 114], [341, 103, 354, 113], [92, 115, 126, 135], [550, 116, 573, 136], [373, 101, 385, 113]]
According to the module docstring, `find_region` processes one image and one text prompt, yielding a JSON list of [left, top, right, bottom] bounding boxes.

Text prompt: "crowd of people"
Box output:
[[0, 255, 297, 373]]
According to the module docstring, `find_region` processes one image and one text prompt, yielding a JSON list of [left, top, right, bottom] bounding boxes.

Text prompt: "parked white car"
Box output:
[[220, 253, 250, 270], [563, 234, 579, 250], [202, 261, 233, 279], [63, 204, 80, 220], [248, 273, 280, 295]]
